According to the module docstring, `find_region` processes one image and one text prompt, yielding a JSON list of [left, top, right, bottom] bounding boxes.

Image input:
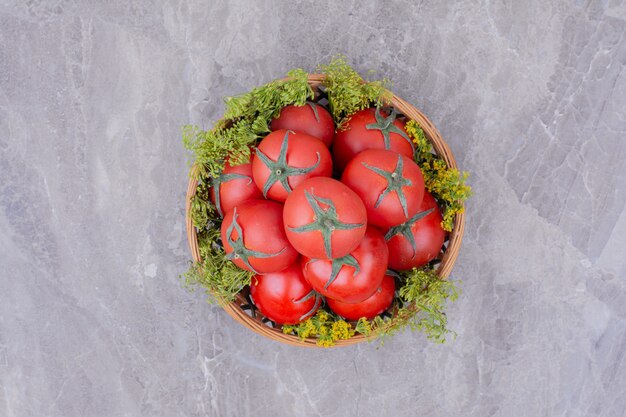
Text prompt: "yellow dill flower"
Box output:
[[404, 122, 472, 232], [316, 311, 330, 322], [406, 120, 430, 152], [317, 338, 335, 348], [298, 320, 316, 339], [423, 160, 471, 231], [331, 321, 354, 340]]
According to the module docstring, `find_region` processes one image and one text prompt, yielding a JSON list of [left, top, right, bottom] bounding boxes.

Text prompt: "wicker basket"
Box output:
[[185, 74, 465, 347]]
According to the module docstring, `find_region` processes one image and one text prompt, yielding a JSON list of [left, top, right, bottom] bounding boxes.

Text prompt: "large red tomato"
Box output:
[[210, 156, 263, 217], [252, 129, 332, 202], [283, 177, 367, 260], [341, 149, 425, 228], [301, 226, 388, 303], [385, 191, 446, 270], [221, 199, 298, 273], [270, 103, 335, 147], [250, 262, 321, 325], [332, 107, 414, 172], [327, 274, 395, 321]]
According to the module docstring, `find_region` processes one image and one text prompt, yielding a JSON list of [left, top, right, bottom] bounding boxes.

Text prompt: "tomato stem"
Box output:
[[294, 289, 322, 322], [362, 154, 413, 218], [384, 208, 435, 258], [288, 190, 364, 259], [364, 107, 412, 149], [323, 254, 360, 290], [224, 208, 286, 272], [306, 102, 320, 123], [211, 172, 253, 217], [255, 130, 321, 198]]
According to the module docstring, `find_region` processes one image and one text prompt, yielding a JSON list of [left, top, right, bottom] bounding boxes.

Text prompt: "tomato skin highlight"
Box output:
[[301, 226, 389, 303], [385, 191, 446, 271], [210, 157, 263, 217], [270, 103, 335, 147], [221, 199, 298, 273], [327, 274, 395, 321], [332, 108, 414, 172], [341, 149, 425, 228], [283, 177, 367, 260], [252, 130, 333, 202], [250, 262, 320, 325]]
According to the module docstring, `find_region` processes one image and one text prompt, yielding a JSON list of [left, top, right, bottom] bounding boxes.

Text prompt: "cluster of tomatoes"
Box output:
[[212, 103, 446, 325]]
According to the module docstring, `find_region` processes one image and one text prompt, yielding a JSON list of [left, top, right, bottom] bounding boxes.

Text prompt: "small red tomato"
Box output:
[[332, 107, 414, 172], [210, 156, 263, 217], [385, 191, 446, 270], [250, 262, 322, 325], [327, 274, 395, 321], [221, 199, 298, 273], [341, 149, 425, 228], [301, 226, 388, 303], [283, 177, 367, 260], [252, 129, 333, 202], [270, 103, 335, 147]]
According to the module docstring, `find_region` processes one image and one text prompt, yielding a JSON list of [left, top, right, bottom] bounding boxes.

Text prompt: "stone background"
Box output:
[[1, 1, 625, 416]]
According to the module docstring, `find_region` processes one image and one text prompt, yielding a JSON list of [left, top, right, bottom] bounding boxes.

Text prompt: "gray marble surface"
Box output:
[[1, 0, 625, 416]]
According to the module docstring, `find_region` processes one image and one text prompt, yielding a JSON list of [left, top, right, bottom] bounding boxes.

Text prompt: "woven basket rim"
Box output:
[[185, 73, 466, 348]]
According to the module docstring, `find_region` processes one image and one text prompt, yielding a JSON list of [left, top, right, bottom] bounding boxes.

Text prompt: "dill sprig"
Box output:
[[182, 254, 253, 304], [406, 120, 472, 231], [399, 268, 460, 343], [183, 179, 254, 303], [183, 69, 313, 179], [363, 268, 461, 344], [282, 310, 356, 347], [318, 56, 392, 127], [189, 178, 215, 229], [282, 268, 460, 347]]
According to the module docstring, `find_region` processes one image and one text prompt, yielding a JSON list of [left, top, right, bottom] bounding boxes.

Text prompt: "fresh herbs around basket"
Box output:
[[182, 56, 471, 346], [283, 268, 461, 346]]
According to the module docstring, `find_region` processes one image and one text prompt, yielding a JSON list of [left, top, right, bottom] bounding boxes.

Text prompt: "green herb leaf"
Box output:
[[365, 268, 461, 344], [318, 55, 391, 128], [183, 69, 313, 179]]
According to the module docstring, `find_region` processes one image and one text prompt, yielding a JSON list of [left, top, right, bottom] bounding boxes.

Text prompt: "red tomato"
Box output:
[[327, 274, 395, 321], [332, 108, 414, 172], [250, 262, 321, 325], [385, 191, 446, 270], [301, 226, 388, 303], [341, 149, 425, 228], [270, 103, 335, 147], [283, 177, 367, 260], [210, 156, 263, 217], [252, 130, 332, 202], [221, 199, 298, 273]]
